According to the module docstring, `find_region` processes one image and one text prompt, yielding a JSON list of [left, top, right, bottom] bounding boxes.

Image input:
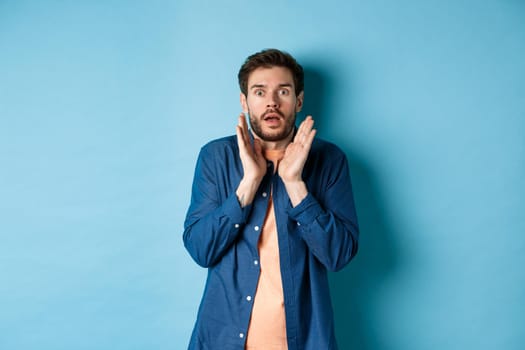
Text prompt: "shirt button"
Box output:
[[262, 192, 267, 198], [297, 222, 301, 226], [239, 333, 245, 338], [254, 225, 260, 231], [253, 260, 259, 265], [246, 295, 252, 301], [234, 224, 240, 228]]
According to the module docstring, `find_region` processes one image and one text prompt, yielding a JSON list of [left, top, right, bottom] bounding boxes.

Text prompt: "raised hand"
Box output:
[[279, 116, 316, 182], [279, 116, 316, 206], [235, 114, 266, 207]]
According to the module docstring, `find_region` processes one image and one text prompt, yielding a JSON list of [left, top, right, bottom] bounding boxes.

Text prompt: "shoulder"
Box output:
[[310, 137, 346, 161], [199, 135, 238, 156], [303, 137, 350, 186], [201, 135, 238, 152], [202, 135, 237, 150]]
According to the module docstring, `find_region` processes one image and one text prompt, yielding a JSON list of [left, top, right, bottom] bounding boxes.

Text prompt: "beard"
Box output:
[[248, 108, 296, 142]]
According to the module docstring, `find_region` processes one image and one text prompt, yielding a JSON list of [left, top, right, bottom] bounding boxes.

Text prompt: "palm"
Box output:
[[278, 116, 316, 182], [236, 115, 266, 181]]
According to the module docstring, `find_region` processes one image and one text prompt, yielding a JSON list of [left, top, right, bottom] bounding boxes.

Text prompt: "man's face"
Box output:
[[241, 66, 303, 142]]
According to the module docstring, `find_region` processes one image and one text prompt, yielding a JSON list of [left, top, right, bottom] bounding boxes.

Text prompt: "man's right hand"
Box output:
[[235, 114, 266, 207]]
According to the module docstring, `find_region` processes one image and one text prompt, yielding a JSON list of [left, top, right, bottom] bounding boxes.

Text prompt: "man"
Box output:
[[183, 49, 359, 350]]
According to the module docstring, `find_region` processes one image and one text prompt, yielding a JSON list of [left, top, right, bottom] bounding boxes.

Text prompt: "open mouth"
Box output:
[[262, 110, 284, 121], [264, 114, 281, 121]]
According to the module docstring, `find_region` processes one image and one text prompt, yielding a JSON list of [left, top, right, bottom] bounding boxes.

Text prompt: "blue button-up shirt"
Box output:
[[183, 134, 359, 350]]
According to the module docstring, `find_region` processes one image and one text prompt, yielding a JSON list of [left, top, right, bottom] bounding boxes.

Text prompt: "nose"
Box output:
[[266, 91, 280, 108]]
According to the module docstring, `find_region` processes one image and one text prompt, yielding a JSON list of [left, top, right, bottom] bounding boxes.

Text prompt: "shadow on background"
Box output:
[[304, 66, 402, 350]]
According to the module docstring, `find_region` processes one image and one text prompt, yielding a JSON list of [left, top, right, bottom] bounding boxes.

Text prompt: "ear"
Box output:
[[295, 91, 304, 113], [240, 93, 248, 113]]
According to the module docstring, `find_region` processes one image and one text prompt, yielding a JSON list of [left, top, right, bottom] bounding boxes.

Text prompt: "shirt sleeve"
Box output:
[[183, 145, 251, 267], [287, 151, 359, 272]]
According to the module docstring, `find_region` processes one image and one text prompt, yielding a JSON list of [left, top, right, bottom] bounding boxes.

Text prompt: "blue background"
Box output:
[[1, 1, 524, 349]]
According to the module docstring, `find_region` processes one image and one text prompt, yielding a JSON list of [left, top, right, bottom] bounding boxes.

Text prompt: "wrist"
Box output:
[[236, 177, 263, 208], [241, 174, 264, 185], [283, 180, 308, 207]]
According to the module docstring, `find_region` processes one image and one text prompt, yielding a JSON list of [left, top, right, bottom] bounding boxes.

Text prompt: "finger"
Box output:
[[297, 116, 310, 133], [294, 119, 307, 143], [253, 138, 263, 158], [304, 128, 317, 150], [304, 116, 314, 131], [238, 114, 244, 127], [240, 114, 252, 145], [236, 125, 247, 153], [237, 115, 249, 152], [237, 114, 246, 137], [295, 117, 314, 144], [238, 113, 248, 135]]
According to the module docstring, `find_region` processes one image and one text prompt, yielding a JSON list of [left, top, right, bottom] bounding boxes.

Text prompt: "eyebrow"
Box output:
[[249, 83, 293, 90]]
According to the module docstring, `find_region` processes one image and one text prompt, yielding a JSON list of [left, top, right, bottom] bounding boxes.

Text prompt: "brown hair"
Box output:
[[238, 48, 304, 96]]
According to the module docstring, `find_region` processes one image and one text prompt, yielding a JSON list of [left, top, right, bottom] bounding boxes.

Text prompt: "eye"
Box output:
[[254, 89, 264, 97], [279, 89, 290, 96]]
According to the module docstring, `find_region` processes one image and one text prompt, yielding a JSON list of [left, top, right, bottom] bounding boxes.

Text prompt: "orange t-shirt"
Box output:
[[245, 149, 288, 350]]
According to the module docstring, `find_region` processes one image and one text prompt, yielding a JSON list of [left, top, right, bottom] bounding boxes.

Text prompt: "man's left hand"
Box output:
[[279, 116, 316, 206]]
